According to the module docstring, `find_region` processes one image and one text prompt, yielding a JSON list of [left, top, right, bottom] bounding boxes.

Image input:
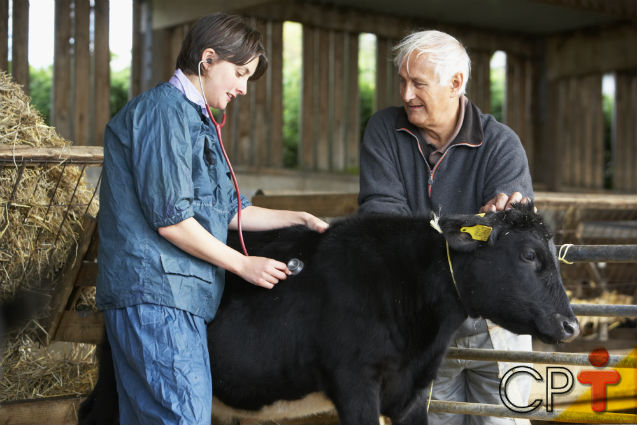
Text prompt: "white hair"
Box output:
[[393, 30, 471, 96]]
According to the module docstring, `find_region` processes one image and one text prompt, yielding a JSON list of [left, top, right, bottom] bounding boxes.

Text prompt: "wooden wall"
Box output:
[[614, 71, 637, 192], [51, 0, 111, 146]]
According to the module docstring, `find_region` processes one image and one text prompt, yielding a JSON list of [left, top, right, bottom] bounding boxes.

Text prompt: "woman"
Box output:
[[96, 13, 328, 424]]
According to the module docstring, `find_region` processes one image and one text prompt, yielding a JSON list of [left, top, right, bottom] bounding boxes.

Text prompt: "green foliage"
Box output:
[[282, 22, 302, 168], [358, 33, 376, 142], [490, 65, 505, 122], [29, 66, 53, 125], [110, 67, 130, 117]]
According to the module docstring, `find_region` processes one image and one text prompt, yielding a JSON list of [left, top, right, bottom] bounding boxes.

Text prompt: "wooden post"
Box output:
[[301, 24, 317, 170], [11, 0, 29, 94], [254, 19, 268, 167], [94, 0, 110, 146], [316, 28, 330, 170], [269, 20, 283, 167], [614, 71, 637, 192], [331, 30, 345, 171], [73, 0, 90, 145], [345, 32, 359, 170], [467, 50, 491, 114], [0, 0, 8, 72], [131, 0, 143, 97], [53, 0, 72, 139]]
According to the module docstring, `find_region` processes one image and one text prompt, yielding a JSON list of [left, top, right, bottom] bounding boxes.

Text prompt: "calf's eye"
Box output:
[[521, 248, 536, 263]]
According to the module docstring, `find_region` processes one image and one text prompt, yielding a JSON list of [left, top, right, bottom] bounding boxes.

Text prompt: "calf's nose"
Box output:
[[558, 315, 580, 342]]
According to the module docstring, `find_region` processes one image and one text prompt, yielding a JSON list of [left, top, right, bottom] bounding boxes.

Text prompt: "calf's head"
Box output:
[[438, 203, 579, 344]]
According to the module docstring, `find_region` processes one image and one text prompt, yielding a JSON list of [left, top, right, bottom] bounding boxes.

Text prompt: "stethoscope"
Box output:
[[198, 60, 249, 256], [197, 60, 304, 275]]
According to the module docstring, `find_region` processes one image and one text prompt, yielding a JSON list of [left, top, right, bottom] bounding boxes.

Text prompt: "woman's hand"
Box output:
[[299, 211, 329, 233], [236, 255, 289, 289]]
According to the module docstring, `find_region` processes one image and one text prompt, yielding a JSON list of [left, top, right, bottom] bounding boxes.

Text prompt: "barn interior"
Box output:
[[0, 0, 635, 423]]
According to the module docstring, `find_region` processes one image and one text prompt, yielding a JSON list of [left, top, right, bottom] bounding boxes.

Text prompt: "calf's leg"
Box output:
[[78, 334, 119, 425]]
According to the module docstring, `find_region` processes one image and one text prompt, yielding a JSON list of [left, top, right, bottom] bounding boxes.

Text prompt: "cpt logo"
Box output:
[[500, 347, 621, 413]]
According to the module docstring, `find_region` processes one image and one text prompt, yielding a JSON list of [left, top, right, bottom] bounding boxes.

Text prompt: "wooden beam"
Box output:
[[55, 310, 104, 344], [533, 0, 637, 17], [0, 0, 8, 72], [94, 0, 110, 147], [53, 0, 72, 139], [546, 23, 637, 80], [0, 145, 104, 163], [251, 191, 637, 218], [238, 0, 536, 57], [46, 215, 97, 342], [73, 0, 91, 145], [11, 0, 29, 94], [0, 396, 85, 425]]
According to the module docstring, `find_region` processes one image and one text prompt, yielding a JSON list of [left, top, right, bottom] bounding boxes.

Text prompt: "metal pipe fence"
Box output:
[[428, 400, 637, 424]]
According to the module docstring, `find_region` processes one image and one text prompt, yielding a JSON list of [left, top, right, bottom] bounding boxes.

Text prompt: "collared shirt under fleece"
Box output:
[[96, 81, 250, 322]]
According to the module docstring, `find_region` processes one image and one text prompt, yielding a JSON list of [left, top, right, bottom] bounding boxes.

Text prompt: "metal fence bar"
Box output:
[[428, 400, 637, 423], [446, 348, 637, 368], [571, 304, 637, 317], [557, 244, 637, 263], [571, 303, 637, 317]]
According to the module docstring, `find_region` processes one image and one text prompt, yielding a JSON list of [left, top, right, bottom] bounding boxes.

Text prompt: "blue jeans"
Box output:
[[104, 304, 212, 425]]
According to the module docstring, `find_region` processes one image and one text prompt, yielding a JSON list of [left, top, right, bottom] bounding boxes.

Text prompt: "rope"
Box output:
[[558, 243, 574, 264]]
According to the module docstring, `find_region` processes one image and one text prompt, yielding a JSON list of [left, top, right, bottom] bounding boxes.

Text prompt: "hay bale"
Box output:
[[0, 71, 100, 401], [0, 70, 98, 298]]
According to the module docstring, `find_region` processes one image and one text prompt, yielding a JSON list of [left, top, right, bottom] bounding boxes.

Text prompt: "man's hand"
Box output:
[[479, 192, 533, 213]]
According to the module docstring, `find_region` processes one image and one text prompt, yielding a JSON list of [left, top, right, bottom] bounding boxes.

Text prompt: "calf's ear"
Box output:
[[439, 216, 491, 252]]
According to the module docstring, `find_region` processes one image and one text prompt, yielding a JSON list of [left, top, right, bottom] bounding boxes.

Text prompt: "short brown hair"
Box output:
[[176, 14, 268, 81]]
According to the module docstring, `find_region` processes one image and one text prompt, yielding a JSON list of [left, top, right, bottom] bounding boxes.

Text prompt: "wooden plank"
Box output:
[[73, 0, 90, 145], [11, 0, 29, 94], [331, 31, 345, 171], [46, 215, 97, 341], [317, 28, 330, 171], [546, 23, 636, 81], [74, 261, 98, 287], [269, 20, 283, 167], [94, 0, 110, 147], [131, 0, 143, 97], [615, 71, 637, 192], [240, 1, 536, 57], [467, 50, 491, 114], [251, 191, 637, 218], [345, 32, 359, 170], [252, 192, 358, 217], [0, 0, 7, 72], [0, 145, 104, 163], [53, 0, 72, 139], [300, 25, 316, 170], [0, 395, 85, 425], [254, 19, 268, 167], [375, 37, 389, 111], [55, 310, 104, 344]]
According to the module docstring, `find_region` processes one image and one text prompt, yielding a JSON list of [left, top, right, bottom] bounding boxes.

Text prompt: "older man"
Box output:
[[358, 30, 532, 425]]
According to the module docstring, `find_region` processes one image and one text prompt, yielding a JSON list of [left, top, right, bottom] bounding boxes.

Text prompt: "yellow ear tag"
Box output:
[[460, 224, 492, 242]]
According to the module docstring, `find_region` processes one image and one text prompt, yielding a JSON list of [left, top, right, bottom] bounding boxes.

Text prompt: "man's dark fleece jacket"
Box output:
[[358, 98, 533, 336]]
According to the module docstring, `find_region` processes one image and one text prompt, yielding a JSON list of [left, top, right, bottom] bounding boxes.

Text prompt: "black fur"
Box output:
[[79, 204, 577, 425]]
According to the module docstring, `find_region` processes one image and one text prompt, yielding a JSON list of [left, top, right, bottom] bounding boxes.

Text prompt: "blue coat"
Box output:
[[97, 82, 249, 322]]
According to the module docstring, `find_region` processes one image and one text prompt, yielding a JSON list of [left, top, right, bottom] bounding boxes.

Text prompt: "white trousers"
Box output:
[[428, 325, 532, 425]]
